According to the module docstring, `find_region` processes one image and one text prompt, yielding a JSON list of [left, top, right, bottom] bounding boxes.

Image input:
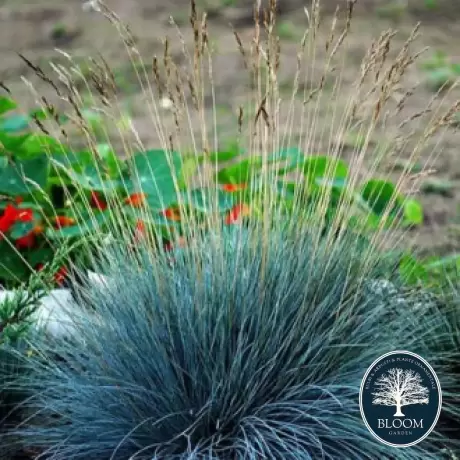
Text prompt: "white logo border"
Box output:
[[359, 350, 442, 449]]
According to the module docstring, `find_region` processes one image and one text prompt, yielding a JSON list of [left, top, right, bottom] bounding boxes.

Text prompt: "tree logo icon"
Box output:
[[360, 351, 442, 448], [372, 368, 429, 417]]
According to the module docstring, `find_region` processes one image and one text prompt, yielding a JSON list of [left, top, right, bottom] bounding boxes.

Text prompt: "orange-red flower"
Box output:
[[54, 215, 76, 229], [0, 204, 19, 235], [54, 266, 68, 285], [36, 263, 69, 285], [225, 203, 250, 225], [90, 191, 107, 211], [134, 220, 146, 238], [160, 207, 181, 222], [15, 233, 36, 249], [222, 183, 246, 193], [0, 204, 38, 248], [124, 192, 146, 208], [16, 208, 33, 222]]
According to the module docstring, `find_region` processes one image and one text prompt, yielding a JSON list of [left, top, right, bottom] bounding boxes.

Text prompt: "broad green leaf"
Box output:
[[361, 179, 399, 216], [0, 241, 29, 281], [0, 115, 29, 133], [62, 167, 123, 193], [269, 147, 302, 163], [274, 148, 306, 175], [9, 221, 35, 239], [303, 156, 348, 184], [197, 150, 242, 164], [217, 158, 263, 184], [0, 97, 17, 116], [46, 211, 109, 239], [96, 143, 123, 176], [403, 199, 423, 225], [19, 134, 64, 156], [0, 155, 50, 195], [51, 149, 96, 172], [26, 246, 55, 268], [276, 181, 297, 199], [129, 149, 182, 209], [186, 188, 235, 213], [177, 156, 200, 189], [0, 132, 31, 153], [315, 177, 347, 188], [0, 156, 7, 170]]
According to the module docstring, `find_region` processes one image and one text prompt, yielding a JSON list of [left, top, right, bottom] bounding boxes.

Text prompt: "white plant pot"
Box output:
[[0, 271, 110, 339]]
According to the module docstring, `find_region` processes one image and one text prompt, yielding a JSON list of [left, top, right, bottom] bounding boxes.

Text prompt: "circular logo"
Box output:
[[359, 350, 442, 448]]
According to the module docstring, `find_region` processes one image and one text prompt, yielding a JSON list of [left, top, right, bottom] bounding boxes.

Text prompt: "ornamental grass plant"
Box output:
[[0, 0, 459, 458]]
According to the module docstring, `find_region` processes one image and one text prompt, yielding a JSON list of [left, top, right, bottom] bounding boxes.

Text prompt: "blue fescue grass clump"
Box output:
[[10, 223, 460, 459], [428, 279, 460, 448]]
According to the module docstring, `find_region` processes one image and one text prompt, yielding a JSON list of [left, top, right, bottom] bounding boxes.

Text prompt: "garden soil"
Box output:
[[1, 0, 460, 256]]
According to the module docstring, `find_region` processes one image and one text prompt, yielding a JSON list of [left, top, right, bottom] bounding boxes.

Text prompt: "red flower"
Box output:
[[54, 266, 68, 286], [225, 203, 250, 225], [135, 220, 146, 237], [160, 207, 181, 222], [222, 183, 246, 193], [90, 191, 107, 211], [15, 233, 36, 249], [54, 215, 76, 229], [0, 204, 38, 248], [16, 208, 33, 222], [0, 204, 19, 234], [124, 193, 146, 208]]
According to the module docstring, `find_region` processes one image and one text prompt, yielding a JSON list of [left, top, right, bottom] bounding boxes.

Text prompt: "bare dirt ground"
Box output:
[[1, 0, 460, 256]]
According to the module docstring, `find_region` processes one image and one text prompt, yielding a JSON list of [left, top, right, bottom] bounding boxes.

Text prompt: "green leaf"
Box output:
[[9, 221, 35, 240], [0, 156, 7, 170], [0, 155, 50, 196], [186, 188, 235, 213], [129, 149, 182, 209], [51, 149, 95, 172], [269, 147, 302, 163], [46, 211, 109, 239], [0, 132, 31, 153], [0, 241, 29, 282], [52, 156, 124, 192], [403, 199, 423, 225], [217, 158, 263, 184], [0, 115, 29, 133], [274, 148, 306, 175], [202, 150, 241, 163], [26, 246, 55, 268], [0, 97, 17, 116], [96, 143, 123, 176], [19, 134, 64, 156], [177, 156, 200, 189], [361, 179, 399, 216], [303, 156, 348, 184]]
